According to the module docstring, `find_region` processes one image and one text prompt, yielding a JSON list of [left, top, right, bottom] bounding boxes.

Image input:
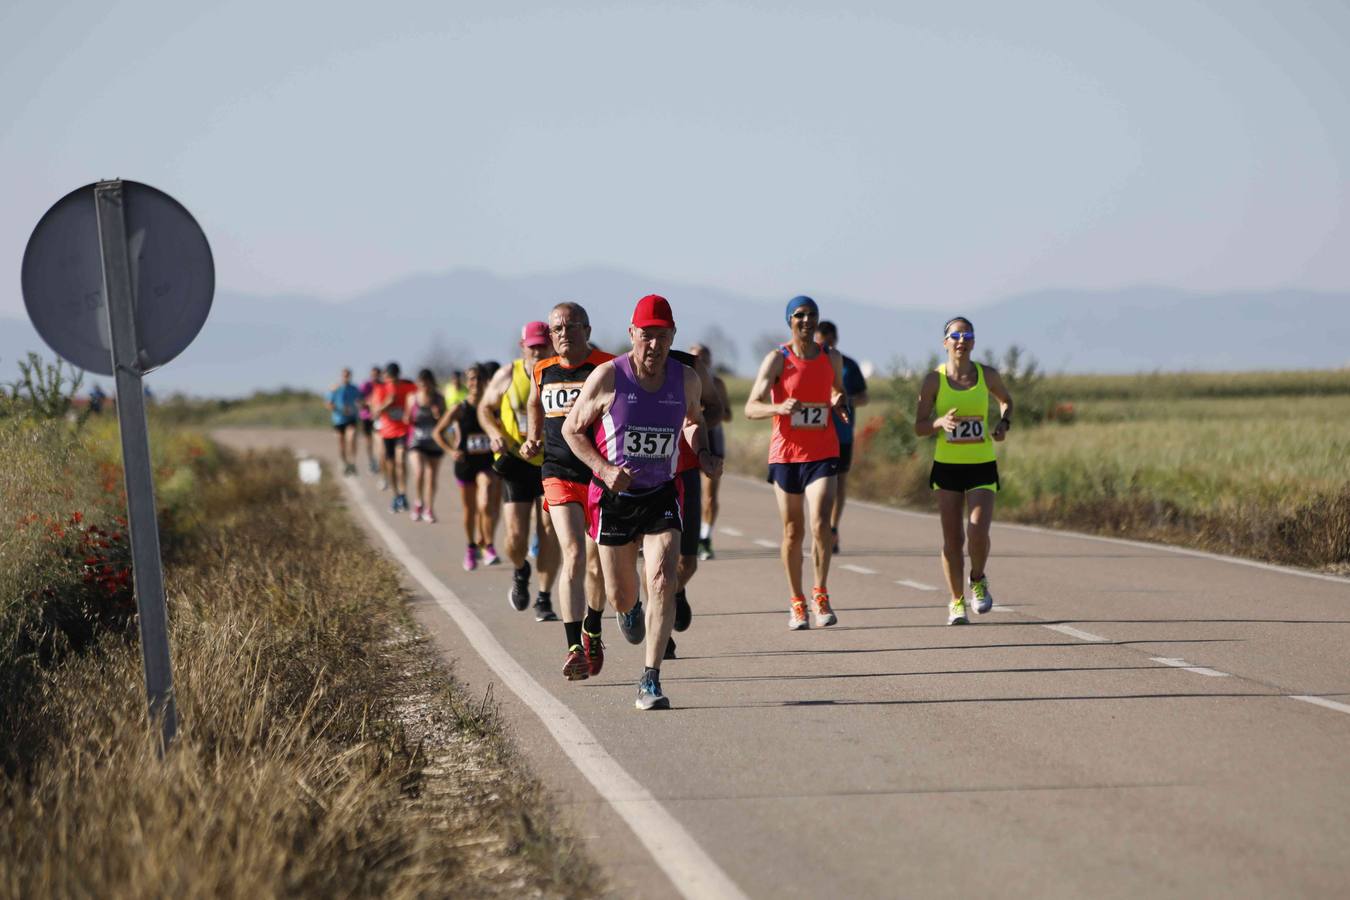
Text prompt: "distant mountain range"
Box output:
[[3, 267, 1346, 396]]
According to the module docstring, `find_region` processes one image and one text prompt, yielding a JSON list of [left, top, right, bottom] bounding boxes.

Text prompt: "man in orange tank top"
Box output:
[[745, 295, 850, 631]]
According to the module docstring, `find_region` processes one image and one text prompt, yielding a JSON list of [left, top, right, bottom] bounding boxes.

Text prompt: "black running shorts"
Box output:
[[679, 467, 702, 557], [587, 479, 683, 546], [929, 460, 1000, 493]]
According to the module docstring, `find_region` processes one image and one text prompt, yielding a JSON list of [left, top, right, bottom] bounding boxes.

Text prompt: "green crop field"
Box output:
[[719, 368, 1350, 572]]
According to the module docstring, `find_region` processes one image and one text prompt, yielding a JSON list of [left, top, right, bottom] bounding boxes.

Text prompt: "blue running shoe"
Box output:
[[635, 671, 670, 710], [617, 600, 645, 645], [529, 534, 539, 560]]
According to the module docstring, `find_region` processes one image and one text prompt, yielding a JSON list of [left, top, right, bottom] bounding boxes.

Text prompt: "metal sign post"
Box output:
[[22, 178, 214, 754], [94, 180, 177, 749]]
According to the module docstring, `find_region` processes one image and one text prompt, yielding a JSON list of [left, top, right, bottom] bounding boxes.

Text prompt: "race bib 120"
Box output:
[[944, 416, 985, 444], [622, 426, 677, 460]]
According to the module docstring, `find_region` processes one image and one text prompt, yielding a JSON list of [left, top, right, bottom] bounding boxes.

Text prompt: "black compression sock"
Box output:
[[583, 607, 602, 633], [564, 621, 582, 648]]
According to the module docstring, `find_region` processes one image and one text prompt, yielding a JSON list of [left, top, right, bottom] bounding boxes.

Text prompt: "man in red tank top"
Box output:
[[744, 295, 849, 631]]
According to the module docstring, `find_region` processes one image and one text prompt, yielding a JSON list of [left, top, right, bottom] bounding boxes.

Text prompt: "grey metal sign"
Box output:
[[20, 179, 215, 752], [21, 181, 214, 377]]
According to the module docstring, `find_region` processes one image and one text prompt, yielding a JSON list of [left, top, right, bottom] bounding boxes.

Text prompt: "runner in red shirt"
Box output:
[[744, 296, 849, 630], [370, 361, 417, 513]]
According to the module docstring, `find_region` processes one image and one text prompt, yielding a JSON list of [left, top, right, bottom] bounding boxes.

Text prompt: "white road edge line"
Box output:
[[719, 526, 744, 537], [1149, 657, 1230, 677], [840, 564, 877, 575], [725, 474, 1350, 586], [895, 579, 938, 592], [1290, 695, 1350, 716], [753, 538, 779, 549], [1044, 624, 1109, 642], [340, 478, 750, 900]]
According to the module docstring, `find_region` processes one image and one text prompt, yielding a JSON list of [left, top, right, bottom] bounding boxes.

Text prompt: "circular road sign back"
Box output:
[[21, 181, 214, 376]]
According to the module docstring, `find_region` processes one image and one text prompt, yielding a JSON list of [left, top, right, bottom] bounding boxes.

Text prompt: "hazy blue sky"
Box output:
[[3, 0, 1347, 317]]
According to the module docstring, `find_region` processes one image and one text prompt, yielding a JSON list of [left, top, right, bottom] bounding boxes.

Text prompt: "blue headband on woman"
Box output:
[[785, 295, 818, 323]]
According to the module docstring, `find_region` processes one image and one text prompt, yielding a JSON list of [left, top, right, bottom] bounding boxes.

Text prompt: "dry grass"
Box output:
[[0, 440, 601, 898]]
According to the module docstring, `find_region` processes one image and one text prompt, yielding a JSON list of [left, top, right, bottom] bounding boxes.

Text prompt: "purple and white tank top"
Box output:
[[594, 354, 686, 493]]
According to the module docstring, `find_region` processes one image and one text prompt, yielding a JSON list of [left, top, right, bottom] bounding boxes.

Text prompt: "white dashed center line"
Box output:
[[895, 579, 938, 592], [1290, 695, 1350, 716], [719, 526, 743, 537], [753, 538, 779, 549], [1044, 624, 1109, 642], [1150, 657, 1230, 677], [840, 564, 877, 575]]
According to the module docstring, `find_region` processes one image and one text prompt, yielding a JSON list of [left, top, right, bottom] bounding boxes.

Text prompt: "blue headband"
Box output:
[[785, 295, 818, 323]]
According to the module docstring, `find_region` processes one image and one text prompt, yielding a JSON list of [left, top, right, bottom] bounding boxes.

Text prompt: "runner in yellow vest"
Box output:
[[914, 316, 1014, 625], [479, 322, 560, 620], [442, 369, 468, 408]]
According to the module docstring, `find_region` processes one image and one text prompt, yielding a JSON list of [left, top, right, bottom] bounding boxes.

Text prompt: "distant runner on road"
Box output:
[[521, 302, 615, 681], [404, 369, 447, 523], [562, 295, 719, 710], [814, 321, 869, 553], [370, 362, 417, 513], [666, 345, 725, 657], [914, 316, 1013, 624], [480, 323, 560, 620], [358, 366, 381, 474], [691, 343, 730, 561], [326, 367, 362, 476], [436, 364, 499, 570], [744, 295, 848, 631]]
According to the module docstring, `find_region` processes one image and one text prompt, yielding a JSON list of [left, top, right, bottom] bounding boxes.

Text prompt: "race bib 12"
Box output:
[[789, 403, 829, 429]]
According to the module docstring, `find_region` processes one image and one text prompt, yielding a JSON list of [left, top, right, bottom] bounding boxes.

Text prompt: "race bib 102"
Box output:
[[789, 403, 830, 429], [622, 426, 677, 460], [944, 416, 985, 444], [541, 382, 585, 418]]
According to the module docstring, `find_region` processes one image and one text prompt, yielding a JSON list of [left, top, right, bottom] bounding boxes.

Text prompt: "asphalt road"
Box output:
[[215, 429, 1350, 899]]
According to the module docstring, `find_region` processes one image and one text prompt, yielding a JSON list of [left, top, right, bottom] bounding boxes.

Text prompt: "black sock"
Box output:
[[675, 589, 687, 604], [565, 621, 582, 648], [515, 563, 529, 579], [643, 665, 660, 681], [537, 590, 551, 603], [583, 607, 602, 633]]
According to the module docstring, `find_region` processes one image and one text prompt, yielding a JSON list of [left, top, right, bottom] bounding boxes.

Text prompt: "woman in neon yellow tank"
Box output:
[[914, 316, 1013, 626]]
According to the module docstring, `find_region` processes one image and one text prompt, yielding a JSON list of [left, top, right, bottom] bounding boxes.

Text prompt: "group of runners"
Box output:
[[326, 295, 1012, 709]]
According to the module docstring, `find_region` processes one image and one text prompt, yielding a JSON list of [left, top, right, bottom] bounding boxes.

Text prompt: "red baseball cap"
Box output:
[[521, 320, 551, 347], [632, 294, 675, 329]]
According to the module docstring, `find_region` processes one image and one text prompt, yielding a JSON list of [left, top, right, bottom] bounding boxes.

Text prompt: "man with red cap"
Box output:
[[561, 295, 721, 710], [479, 321, 561, 621], [745, 295, 850, 630]]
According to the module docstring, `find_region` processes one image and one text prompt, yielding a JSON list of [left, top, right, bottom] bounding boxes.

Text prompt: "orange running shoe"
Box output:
[[812, 588, 837, 628], [788, 596, 809, 630]]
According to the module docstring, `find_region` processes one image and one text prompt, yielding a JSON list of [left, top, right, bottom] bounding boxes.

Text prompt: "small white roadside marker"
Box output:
[[719, 526, 744, 537], [1044, 624, 1109, 642], [840, 564, 877, 575], [895, 579, 938, 592], [1289, 696, 1350, 716], [753, 538, 778, 549], [1150, 657, 1230, 677]]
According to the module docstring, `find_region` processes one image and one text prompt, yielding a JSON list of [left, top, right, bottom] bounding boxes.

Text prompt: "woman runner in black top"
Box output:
[[435, 364, 502, 571], [404, 368, 446, 523]]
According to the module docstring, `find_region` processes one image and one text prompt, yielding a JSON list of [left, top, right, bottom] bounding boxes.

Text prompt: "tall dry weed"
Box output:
[[1, 448, 600, 898]]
